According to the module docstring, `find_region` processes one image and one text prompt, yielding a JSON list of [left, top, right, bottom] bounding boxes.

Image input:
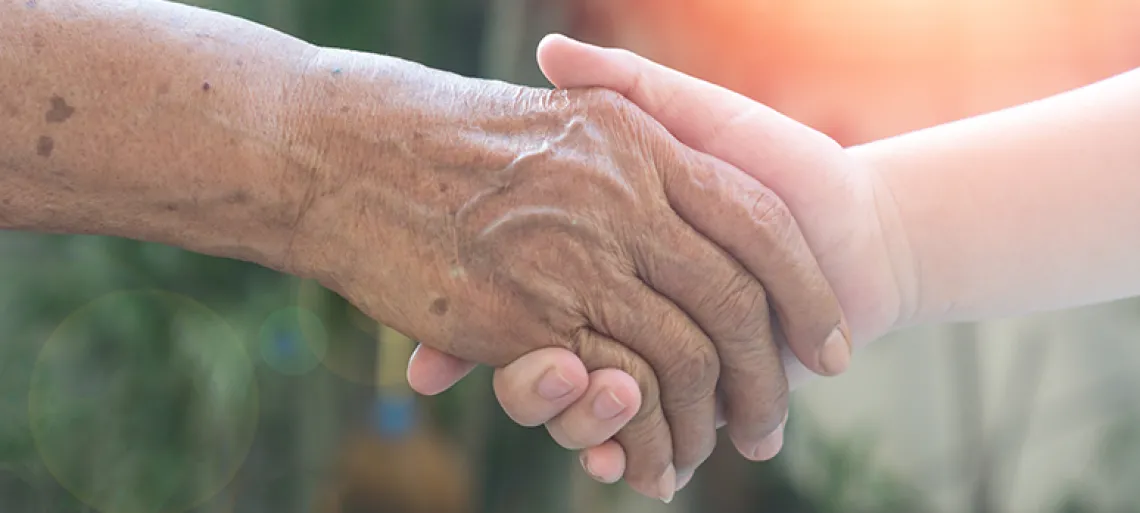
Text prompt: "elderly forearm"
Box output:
[[851, 68, 1140, 326], [0, 0, 324, 269]]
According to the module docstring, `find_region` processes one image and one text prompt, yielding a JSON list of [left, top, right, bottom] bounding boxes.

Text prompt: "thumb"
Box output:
[[535, 34, 847, 217], [406, 344, 477, 396]]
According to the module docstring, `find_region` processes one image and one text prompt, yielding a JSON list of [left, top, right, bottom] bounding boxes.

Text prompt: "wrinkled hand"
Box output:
[[286, 48, 848, 501], [412, 35, 908, 489]]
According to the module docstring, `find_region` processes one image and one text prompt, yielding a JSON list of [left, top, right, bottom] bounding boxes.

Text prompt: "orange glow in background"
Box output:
[[570, 0, 1140, 145]]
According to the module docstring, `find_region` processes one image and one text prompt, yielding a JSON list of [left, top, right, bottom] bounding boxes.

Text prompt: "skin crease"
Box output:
[[0, 0, 853, 502]]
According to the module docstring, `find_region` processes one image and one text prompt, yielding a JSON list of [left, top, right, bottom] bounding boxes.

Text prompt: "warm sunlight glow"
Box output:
[[579, 0, 1140, 144]]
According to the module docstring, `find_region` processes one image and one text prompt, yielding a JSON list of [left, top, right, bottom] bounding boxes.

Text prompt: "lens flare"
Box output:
[[258, 307, 328, 376], [28, 290, 258, 513], [295, 278, 385, 385]]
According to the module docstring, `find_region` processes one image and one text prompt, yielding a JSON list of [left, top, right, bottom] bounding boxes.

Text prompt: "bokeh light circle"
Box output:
[[258, 307, 328, 376], [28, 291, 259, 513], [295, 279, 382, 385]]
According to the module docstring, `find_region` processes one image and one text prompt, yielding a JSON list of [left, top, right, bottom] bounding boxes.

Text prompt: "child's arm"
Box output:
[[855, 67, 1140, 327]]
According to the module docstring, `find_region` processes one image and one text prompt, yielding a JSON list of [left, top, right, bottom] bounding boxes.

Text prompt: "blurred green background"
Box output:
[[4, 1, 1140, 512]]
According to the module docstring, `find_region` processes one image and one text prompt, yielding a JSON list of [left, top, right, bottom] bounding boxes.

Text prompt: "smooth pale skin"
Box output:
[[0, 1, 854, 502], [415, 34, 1140, 486]]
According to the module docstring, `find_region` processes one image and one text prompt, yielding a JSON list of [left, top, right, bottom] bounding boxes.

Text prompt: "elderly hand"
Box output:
[[410, 34, 908, 491], [285, 48, 849, 500], [412, 35, 902, 489]]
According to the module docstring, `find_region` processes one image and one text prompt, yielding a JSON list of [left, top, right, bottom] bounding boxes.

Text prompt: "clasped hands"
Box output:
[[292, 36, 907, 502]]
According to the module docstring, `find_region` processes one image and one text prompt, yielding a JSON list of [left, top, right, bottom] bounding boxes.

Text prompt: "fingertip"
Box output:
[[537, 32, 573, 54], [493, 348, 590, 427], [406, 345, 476, 396], [751, 423, 786, 461], [524, 348, 591, 390], [580, 441, 626, 484], [594, 368, 642, 417], [536, 34, 610, 90], [818, 325, 852, 376], [795, 312, 853, 378], [734, 416, 787, 462]]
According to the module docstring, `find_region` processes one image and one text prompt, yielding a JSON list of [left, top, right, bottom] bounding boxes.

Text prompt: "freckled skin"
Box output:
[[0, 0, 844, 498]]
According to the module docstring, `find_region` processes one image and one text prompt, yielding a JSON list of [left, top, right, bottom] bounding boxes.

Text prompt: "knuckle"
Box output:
[[679, 439, 716, 474], [671, 426, 717, 472], [660, 342, 720, 407], [620, 414, 671, 467], [626, 366, 662, 422], [704, 272, 770, 334], [579, 87, 628, 118], [745, 186, 794, 244]]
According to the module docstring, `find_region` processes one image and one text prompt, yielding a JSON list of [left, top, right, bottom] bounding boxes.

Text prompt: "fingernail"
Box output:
[[819, 327, 851, 375], [592, 390, 627, 420], [676, 470, 694, 491], [658, 464, 676, 503], [579, 452, 600, 481], [751, 423, 786, 461], [537, 368, 576, 400]]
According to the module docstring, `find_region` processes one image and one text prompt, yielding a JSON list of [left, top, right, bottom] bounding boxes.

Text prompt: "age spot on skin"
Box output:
[[36, 136, 54, 158], [45, 96, 75, 124], [429, 298, 450, 316], [157, 82, 171, 95], [225, 190, 250, 204]]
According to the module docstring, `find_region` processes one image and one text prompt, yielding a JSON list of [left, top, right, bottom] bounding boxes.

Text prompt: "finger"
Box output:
[[586, 277, 720, 483], [575, 390, 724, 488], [670, 148, 850, 375], [573, 329, 676, 502], [632, 210, 793, 459], [406, 344, 478, 396], [491, 348, 589, 427], [752, 414, 788, 462], [579, 440, 626, 485], [544, 368, 640, 448]]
